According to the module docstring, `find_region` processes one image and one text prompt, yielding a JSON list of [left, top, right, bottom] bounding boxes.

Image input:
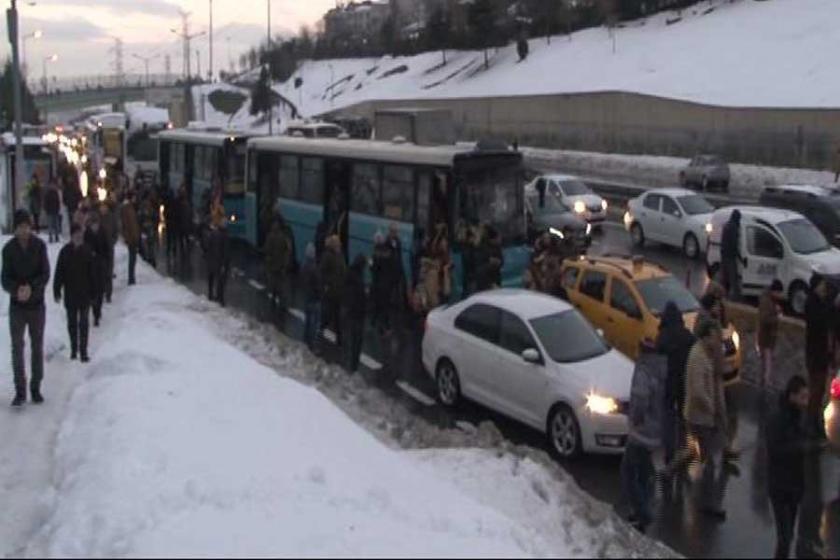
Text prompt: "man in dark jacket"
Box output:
[[300, 243, 321, 352], [766, 375, 815, 559], [163, 188, 180, 263], [805, 274, 832, 436], [475, 226, 504, 291], [177, 187, 193, 259], [121, 191, 141, 286], [99, 200, 118, 303], [84, 215, 110, 327], [55, 224, 96, 363], [344, 254, 368, 372], [320, 235, 346, 347], [370, 233, 390, 332], [3, 210, 50, 406], [62, 178, 82, 225], [264, 218, 291, 312], [203, 219, 231, 306], [720, 210, 744, 301], [461, 226, 478, 298], [656, 301, 696, 469], [44, 179, 62, 243], [27, 174, 43, 232]]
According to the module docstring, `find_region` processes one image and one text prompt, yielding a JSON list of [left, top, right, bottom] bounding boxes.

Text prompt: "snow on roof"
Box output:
[[157, 128, 251, 147]]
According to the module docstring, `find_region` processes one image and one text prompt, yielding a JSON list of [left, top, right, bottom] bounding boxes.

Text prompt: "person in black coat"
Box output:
[[203, 219, 231, 306], [655, 301, 696, 469], [62, 179, 82, 226], [54, 224, 96, 363], [461, 226, 478, 299], [163, 188, 181, 263], [2, 210, 50, 406], [720, 209, 744, 301], [343, 254, 367, 372], [44, 180, 62, 243], [805, 274, 832, 436], [474, 226, 504, 291], [766, 375, 819, 559], [84, 215, 110, 327]]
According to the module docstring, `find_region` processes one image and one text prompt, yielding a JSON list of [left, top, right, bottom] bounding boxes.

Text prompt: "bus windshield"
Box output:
[[126, 129, 158, 162], [459, 156, 524, 243]]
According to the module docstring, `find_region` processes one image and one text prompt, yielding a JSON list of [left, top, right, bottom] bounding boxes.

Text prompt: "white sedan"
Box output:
[[624, 188, 715, 259], [526, 174, 608, 225], [422, 289, 633, 458]]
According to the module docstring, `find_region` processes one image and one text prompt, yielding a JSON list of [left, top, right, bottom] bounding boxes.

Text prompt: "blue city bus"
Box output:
[[246, 136, 529, 293], [157, 129, 256, 243]]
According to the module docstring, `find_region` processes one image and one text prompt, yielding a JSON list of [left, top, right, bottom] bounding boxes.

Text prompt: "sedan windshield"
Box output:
[[528, 193, 568, 215], [677, 195, 714, 216], [558, 180, 590, 196], [635, 276, 700, 316], [777, 218, 831, 254], [530, 310, 609, 363]]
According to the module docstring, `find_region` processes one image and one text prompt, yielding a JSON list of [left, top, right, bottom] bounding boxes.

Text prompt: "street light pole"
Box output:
[[267, 0, 272, 135], [21, 29, 41, 80], [208, 0, 213, 82], [8, 0, 26, 216], [132, 53, 160, 87]]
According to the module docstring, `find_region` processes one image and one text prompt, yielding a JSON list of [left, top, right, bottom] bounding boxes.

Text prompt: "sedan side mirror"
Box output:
[[522, 348, 541, 364]]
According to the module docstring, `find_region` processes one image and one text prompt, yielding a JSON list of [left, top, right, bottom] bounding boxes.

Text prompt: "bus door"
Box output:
[[326, 160, 351, 261], [256, 151, 278, 247]]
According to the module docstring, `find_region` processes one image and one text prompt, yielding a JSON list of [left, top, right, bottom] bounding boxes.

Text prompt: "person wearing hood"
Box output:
[[343, 254, 368, 372], [656, 301, 696, 469], [721, 209, 744, 301], [300, 243, 321, 352], [621, 339, 667, 533]]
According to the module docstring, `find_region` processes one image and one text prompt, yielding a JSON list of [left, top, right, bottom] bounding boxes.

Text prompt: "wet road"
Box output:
[[150, 223, 840, 559]]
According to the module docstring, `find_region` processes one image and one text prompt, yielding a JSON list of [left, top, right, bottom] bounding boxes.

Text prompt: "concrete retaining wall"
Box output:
[[326, 92, 840, 171]]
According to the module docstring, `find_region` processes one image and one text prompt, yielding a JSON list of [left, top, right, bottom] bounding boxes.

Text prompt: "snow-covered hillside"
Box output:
[[276, 0, 840, 117]]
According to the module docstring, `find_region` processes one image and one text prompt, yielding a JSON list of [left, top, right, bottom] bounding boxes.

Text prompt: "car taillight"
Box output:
[[831, 378, 840, 400]]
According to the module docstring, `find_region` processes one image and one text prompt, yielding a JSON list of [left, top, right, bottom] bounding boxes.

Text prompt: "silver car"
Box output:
[[680, 155, 730, 192]]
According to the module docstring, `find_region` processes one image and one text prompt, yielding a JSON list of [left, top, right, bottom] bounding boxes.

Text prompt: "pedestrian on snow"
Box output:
[[475, 226, 504, 292], [99, 199, 118, 303], [84, 216, 110, 327], [55, 224, 96, 364], [757, 279, 784, 389], [427, 223, 452, 304], [461, 225, 478, 298], [138, 192, 158, 268], [264, 218, 292, 311], [44, 179, 62, 243], [62, 176, 82, 225], [621, 339, 667, 533], [767, 375, 821, 559], [344, 254, 368, 372], [203, 215, 231, 307], [805, 274, 832, 437], [300, 243, 321, 352], [163, 188, 181, 262], [370, 233, 391, 332], [720, 210, 744, 301], [656, 300, 696, 469], [177, 187, 193, 258], [73, 200, 89, 231], [684, 318, 728, 520], [121, 191, 141, 286], [2, 210, 50, 406], [27, 174, 43, 232], [320, 235, 346, 347], [410, 228, 426, 290]]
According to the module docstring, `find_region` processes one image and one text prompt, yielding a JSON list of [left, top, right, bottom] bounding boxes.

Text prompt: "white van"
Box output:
[[706, 206, 840, 314]]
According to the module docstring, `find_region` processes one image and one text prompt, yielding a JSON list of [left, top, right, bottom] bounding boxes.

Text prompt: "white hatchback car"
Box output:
[[422, 289, 633, 458], [624, 188, 715, 259], [526, 174, 608, 225]]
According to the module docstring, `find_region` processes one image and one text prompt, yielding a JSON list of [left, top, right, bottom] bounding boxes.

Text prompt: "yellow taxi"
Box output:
[[560, 255, 742, 383]]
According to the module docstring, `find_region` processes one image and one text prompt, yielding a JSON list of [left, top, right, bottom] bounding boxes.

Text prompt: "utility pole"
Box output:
[[195, 49, 201, 82], [7, 0, 25, 215], [164, 54, 171, 84], [267, 0, 272, 135], [108, 37, 124, 88], [171, 12, 205, 122], [133, 53, 161, 87], [208, 0, 213, 82]]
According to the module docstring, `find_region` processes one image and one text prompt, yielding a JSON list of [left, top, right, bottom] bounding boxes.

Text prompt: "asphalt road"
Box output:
[[149, 222, 840, 559]]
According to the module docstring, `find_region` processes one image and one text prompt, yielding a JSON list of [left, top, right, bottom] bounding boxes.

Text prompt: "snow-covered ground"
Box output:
[[0, 239, 673, 558], [275, 0, 840, 118]]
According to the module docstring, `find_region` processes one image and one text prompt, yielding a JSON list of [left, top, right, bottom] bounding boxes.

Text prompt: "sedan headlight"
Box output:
[[705, 223, 713, 235], [601, 200, 608, 211], [586, 393, 619, 415], [574, 200, 586, 214]]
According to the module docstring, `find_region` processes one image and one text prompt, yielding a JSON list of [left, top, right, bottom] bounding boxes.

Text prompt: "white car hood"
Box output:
[[807, 247, 840, 275], [565, 349, 634, 401]]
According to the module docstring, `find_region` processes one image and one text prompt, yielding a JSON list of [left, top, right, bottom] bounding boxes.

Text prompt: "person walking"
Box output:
[[720, 210, 744, 301], [805, 274, 832, 438], [62, 174, 82, 230], [474, 226, 504, 292], [163, 188, 181, 263], [767, 375, 819, 559], [264, 218, 291, 312], [320, 235, 346, 348], [684, 318, 728, 520], [300, 243, 321, 353], [120, 191, 141, 286], [656, 301, 696, 471], [370, 233, 390, 333], [621, 339, 667, 533], [27, 174, 43, 232], [2, 210, 50, 406], [461, 226, 478, 298], [343, 254, 368, 373], [757, 280, 784, 389], [54, 224, 96, 363], [84, 216, 110, 327], [203, 216, 231, 306], [44, 179, 62, 243], [99, 199, 118, 303]]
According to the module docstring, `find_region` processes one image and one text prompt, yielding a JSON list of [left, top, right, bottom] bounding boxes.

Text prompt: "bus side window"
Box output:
[[352, 163, 381, 215], [382, 166, 414, 222], [300, 157, 324, 205], [416, 172, 431, 231], [278, 155, 300, 200]]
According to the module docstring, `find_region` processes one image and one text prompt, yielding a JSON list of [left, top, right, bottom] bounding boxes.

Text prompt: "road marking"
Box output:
[[288, 308, 305, 321], [360, 354, 382, 370], [248, 279, 266, 291], [396, 381, 436, 406]]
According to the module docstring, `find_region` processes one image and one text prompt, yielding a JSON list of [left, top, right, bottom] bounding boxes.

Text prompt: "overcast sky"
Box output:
[[0, 0, 335, 81]]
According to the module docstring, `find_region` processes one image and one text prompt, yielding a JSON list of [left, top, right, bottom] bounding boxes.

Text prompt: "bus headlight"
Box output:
[[586, 393, 619, 415], [574, 200, 586, 214]]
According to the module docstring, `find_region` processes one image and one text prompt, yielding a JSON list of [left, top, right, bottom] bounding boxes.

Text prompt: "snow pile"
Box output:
[[0, 239, 674, 558], [524, 147, 839, 201], [275, 0, 840, 118]]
